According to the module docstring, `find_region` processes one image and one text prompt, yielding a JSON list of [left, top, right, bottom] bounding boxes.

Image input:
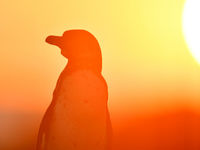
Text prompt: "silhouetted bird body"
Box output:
[[37, 30, 112, 150]]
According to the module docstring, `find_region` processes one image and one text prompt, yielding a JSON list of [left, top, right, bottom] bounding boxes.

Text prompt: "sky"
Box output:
[[1, 0, 200, 149]]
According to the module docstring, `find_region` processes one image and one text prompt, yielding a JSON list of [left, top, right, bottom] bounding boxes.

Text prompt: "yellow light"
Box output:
[[183, 0, 200, 64]]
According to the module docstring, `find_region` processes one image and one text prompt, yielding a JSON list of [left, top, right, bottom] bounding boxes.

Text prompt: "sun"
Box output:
[[183, 0, 200, 64]]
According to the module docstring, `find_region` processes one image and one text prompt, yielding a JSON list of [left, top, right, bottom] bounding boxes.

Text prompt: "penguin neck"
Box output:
[[65, 58, 102, 74]]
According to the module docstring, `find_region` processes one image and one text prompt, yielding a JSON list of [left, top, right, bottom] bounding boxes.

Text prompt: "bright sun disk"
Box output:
[[183, 0, 200, 64]]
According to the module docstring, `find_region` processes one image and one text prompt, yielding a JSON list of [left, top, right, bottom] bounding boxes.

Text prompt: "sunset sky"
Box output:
[[1, 0, 200, 150]]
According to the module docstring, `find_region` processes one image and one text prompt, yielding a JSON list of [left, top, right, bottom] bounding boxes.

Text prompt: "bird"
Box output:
[[36, 29, 112, 150]]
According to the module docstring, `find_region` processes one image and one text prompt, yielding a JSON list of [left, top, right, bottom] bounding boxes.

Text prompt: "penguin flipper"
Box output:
[[36, 106, 53, 150], [36, 114, 48, 150]]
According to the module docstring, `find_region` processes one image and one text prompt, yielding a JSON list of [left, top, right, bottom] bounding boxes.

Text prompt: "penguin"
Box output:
[[37, 30, 112, 150]]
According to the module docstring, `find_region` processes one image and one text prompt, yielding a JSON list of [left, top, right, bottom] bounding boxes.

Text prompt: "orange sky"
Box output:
[[1, 0, 200, 149]]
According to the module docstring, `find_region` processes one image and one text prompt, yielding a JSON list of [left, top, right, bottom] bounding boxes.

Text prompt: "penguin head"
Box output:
[[46, 30, 102, 72]]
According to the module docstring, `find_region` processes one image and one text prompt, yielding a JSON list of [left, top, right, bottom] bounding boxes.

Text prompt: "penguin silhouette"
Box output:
[[37, 30, 112, 150]]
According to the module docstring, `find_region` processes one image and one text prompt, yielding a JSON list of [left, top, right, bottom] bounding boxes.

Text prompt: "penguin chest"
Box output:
[[46, 70, 108, 149]]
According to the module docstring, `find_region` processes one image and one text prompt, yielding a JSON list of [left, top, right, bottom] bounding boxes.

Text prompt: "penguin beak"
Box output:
[[45, 35, 63, 48]]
